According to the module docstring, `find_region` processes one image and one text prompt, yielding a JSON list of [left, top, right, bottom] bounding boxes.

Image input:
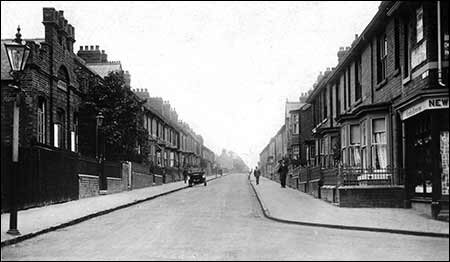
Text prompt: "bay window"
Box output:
[[361, 121, 368, 169], [349, 125, 361, 167], [371, 118, 387, 169]]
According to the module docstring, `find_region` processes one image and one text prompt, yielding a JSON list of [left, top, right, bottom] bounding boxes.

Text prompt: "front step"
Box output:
[[437, 210, 449, 222]]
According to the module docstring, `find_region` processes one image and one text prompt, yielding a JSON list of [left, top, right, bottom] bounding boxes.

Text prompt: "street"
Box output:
[[1, 173, 448, 261]]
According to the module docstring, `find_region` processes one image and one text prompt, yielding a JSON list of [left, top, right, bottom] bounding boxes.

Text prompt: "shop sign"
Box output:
[[401, 97, 449, 120]]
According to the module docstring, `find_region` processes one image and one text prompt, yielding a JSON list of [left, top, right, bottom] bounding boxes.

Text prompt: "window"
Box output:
[[156, 151, 162, 166], [355, 58, 362, 101], [292, 146, 300, 160], [169, 152, 174, 167], [152, 119, 157, 137], [335, 82, 340, 116], [71, 112, 78, 152], [394, 18, 400, 70], [291, 113, 299, 134], [416, 6, 423, 43], [349, 125, 361, 167], [403, 17, 410, 78], [164, 151, 168, 166], [37, 98, 46, 144], [371, 118, 387, 169], [377, 34, 388, 83], [54, 109, 65, 148], [322, 90, 327, 121], [341, 127, 347, 165], [347, 68, 351, 106], [361, 121, 368, 169]]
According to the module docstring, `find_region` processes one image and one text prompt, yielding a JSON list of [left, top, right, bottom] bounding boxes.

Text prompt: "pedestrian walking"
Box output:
[[277, 159, 288, 188], [183, 165, 189, 184], [254, 166, 261, 185]]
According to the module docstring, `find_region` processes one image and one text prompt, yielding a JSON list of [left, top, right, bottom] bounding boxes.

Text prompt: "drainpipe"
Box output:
[[437, 1, 445, 87]]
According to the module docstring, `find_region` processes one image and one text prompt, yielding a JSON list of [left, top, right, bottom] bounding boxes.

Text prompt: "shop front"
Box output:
[[399, 95, 449, 218]]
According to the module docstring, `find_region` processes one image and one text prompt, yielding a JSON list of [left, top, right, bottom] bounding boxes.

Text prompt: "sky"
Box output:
[[1, 1, 380, 168]]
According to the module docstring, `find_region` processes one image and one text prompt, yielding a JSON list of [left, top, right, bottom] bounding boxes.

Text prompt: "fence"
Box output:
[[2, 144, 79, 212]]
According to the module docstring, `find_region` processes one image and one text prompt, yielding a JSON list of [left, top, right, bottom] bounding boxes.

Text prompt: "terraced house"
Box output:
[[1, 7, 217, 212], [260, 1, 448, 220]]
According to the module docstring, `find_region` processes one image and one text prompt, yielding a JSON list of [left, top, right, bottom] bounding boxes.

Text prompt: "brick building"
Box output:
[[1, 8, 106, 210], [259, 1, 448, 219]]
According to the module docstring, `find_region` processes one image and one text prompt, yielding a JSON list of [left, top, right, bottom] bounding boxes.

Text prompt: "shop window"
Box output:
[[349, 125, 361, 167], [37, 97, 46, 144], [54, 109, 65, 149], [371, 118, 387, 169]]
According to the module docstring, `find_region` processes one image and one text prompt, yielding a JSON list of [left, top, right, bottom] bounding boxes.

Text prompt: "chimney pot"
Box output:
[[339, 46, 344, 51], [90, 45, 94, 50], [85, 45, 88, 50], [80, 46, 83, 50], [95, 45, 99, 50], [355, 34, 359, 39]]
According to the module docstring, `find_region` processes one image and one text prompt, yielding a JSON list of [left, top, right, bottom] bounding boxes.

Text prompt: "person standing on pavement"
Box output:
[[277, 159, 288, 188], [254, 166, 261, 185], [248, 169, 252, 180], [183, 165, 189, 184]]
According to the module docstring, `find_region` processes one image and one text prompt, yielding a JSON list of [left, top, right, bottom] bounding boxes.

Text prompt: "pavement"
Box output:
[[250, 176, 449, 238], [2, 173, 449, 261], [1, 174, 224, 247]]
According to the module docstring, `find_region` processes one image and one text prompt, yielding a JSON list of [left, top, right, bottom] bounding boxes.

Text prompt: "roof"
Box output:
[[285, 101, 303, 118], [1, 38, 44, 80], [86, 61, 123, 78]]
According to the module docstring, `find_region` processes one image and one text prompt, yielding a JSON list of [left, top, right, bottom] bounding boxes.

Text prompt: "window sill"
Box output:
[[353, 99, 362, 108], [392, 68, 400, 77], [402, 75, 411, 85], [375, 79, 387, 90]]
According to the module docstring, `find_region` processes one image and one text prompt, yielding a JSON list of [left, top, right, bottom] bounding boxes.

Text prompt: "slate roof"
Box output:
[[86, 61, 123, 78]]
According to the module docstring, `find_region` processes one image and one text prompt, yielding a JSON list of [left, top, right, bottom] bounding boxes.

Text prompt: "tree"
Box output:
[[78, 70, 149, 162]]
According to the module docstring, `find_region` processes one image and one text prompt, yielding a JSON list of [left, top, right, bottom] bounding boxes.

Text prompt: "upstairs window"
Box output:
[[394, 18, 400, 70], [377, 33, 388, 83], [291, 113, 299, 135], [355, 58, 362, 101], [416, 6, 423, 43]]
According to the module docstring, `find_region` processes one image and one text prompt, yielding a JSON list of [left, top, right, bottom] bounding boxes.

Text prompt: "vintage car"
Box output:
[[188, 168, 207, 187]]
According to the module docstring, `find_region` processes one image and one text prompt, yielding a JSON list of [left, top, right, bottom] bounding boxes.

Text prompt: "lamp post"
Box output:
[[4, 26, 31, 236], [95, 112, 107, 193]]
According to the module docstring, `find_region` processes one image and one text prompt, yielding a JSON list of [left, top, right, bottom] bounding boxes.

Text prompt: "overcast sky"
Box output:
[[1, 1, 380, 168]]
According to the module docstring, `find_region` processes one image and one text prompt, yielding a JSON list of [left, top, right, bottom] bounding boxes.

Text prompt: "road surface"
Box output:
[[1, 173, 449, 260]]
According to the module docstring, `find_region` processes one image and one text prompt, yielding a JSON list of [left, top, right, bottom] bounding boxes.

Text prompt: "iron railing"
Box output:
[[339, 167, 405, 186]]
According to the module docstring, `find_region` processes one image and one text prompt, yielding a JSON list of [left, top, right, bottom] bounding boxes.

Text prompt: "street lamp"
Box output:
[[4, 26, 31, 236], [95, 112, 107, 193]]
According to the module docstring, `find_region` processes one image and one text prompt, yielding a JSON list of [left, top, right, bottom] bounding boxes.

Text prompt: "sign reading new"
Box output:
[[401, 97, 449, 120]]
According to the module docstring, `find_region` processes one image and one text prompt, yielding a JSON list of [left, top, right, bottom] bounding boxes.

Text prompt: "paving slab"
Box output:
[[251, 176, 449, 236], [1, 174, 224, 246]]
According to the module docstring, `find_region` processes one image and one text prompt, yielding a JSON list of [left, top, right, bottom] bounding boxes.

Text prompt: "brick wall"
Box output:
[[337, 186, 405, 207], [79, 174, 99, 199]]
